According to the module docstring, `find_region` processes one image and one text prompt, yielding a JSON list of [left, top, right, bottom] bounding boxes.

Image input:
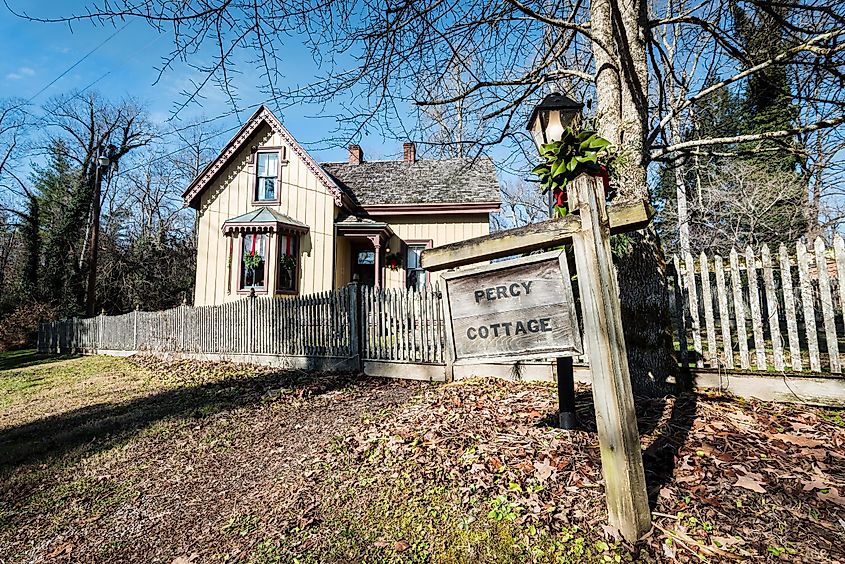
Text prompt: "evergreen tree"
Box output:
[[731, 1, 802, 173], [33, 141, 91, 317], [17, 195, 40, 303]]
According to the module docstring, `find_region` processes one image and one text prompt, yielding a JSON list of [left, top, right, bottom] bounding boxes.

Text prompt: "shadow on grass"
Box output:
[[0, 368, 375, 474], [538, 387, 698, 510], [0, 349, 81, 372]]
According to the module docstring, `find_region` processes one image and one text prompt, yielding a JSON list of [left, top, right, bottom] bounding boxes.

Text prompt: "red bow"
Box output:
[[553, 188, 567, 207]]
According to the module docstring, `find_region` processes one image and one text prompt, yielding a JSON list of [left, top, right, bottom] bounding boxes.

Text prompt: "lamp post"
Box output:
[[527, 92, 584, 217], [85, 145, 115, 317], [527, 92, 583, 430]]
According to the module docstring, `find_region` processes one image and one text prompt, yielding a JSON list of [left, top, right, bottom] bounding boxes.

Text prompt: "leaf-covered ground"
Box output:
[[0, 351, 843, 563]]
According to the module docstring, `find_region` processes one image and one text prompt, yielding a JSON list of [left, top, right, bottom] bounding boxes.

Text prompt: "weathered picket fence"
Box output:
[[38, 237, 845, 381], [38, 286, 359, 365], [360, 285, 446, 364], [668, 236, 845, 374], [37, 284, 448, 370]]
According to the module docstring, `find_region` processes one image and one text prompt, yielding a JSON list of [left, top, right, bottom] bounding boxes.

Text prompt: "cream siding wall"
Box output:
[[381, 214, 490, 289], [334, 235, 352, 288], [194, 124, 337, 306]]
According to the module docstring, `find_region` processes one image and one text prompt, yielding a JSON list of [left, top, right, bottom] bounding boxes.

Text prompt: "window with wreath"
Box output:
[[255, 151, 279, 202], [277, 233, 299, 294], [240, 233, 268, 291], [406, 244, 428, 290]]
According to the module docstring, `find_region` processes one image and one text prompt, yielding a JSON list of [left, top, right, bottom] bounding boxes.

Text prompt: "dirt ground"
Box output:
[[0, 351, 843, 563]]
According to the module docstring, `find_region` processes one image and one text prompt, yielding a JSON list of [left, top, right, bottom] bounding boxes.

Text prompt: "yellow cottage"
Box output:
[[183, 106, 501, 306]]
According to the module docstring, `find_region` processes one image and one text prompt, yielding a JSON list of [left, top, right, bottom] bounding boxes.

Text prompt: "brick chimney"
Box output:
[[403, 142, 416, 163], [348, 144, 363, 165]]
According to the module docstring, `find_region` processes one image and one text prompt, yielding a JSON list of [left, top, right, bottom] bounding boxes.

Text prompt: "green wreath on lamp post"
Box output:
[[531, 127, 614, 218]]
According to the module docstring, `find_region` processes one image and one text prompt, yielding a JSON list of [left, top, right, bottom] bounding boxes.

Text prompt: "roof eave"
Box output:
[[362, 202, 501, 215], [183, 105, 348, 209]]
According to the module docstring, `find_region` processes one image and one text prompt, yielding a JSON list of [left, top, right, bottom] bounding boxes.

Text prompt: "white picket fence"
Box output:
[[668, 236, 845, 374]]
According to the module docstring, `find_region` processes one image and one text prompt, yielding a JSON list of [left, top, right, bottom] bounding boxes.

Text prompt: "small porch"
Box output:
[[335, 216, 395, 288]]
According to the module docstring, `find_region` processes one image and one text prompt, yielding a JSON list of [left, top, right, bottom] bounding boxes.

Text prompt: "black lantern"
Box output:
[[527, 92, 584, 152]]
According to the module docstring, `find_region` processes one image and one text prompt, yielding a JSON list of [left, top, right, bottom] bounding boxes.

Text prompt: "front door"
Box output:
[[352, 249, 376, 286]]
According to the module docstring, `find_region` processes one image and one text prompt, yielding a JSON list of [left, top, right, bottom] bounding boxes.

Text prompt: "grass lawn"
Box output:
[[0, 351, 843, 563]]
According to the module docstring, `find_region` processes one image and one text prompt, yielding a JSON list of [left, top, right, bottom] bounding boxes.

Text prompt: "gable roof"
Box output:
[[221, 207, 309, 234], [182, 105, 346, 209], [321, 157, 500, 207]]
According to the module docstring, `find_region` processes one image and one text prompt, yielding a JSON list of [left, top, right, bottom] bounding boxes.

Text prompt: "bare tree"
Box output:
[[37, 91, 154, 314], [491, 179, 549, 231], [659, 162, 808, 254]]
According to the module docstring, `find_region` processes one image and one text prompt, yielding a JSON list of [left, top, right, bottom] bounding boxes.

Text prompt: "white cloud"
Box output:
[[6, 66, 35, 80]]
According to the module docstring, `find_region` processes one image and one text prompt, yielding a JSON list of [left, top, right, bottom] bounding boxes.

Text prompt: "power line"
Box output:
[[27, 20, 132, 103]]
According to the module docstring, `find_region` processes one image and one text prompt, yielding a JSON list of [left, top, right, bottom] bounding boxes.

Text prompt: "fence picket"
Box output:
[[729, 248, 750, 369], [760, 245, 785, 371], [814, 237, 840, 373], [714, 255, 734, 369], [797, 241, 821, 372], [835, 236, 845, 339], [698, 253, 717, 367], [745, 246, 767, 370], [682, 252, 703, 367], [671, 256, 688, 367], [779, 244, 802, 371]]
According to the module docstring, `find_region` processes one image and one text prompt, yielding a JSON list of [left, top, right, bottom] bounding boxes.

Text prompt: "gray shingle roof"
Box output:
[[222, 207, 309, 232], [320, 157, 500, 206]]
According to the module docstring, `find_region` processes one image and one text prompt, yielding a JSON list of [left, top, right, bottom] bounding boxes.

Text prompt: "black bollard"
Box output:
[[557, 356, 576, 429]]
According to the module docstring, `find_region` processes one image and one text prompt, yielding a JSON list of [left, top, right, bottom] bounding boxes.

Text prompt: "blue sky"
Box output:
[[0, 1, 414, 164]]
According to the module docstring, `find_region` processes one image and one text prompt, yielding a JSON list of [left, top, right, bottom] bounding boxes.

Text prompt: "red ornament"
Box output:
[[597, 165, 611, 191], [553, 187, 567, 207]]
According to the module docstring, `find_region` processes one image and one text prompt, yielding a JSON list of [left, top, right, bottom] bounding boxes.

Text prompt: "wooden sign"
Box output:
[[441, 250, 582, 363]]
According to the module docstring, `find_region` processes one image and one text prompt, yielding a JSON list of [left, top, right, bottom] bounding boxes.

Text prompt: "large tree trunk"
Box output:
[[591, 0, 679, 395]]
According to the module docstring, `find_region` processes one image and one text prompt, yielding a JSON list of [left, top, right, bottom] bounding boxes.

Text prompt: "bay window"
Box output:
[[277, 234, 300, 294], [240, 233, 268, 291]]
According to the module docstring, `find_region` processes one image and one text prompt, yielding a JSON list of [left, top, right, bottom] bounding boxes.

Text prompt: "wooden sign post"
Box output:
[[421, 174, 653, 542]]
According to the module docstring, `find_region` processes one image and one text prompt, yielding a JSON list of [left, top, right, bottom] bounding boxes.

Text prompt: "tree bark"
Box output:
[[591, 0, 678, 395]]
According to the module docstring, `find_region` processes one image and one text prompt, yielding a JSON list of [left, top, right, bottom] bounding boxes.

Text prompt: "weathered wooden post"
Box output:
[[567, 174, 651, 541], [421, 180, 653, 542], [347, 282, 362, 372], [133, 306, 139, 351], [99, 309, 105, 353], [248, 288, 256, 356], [180, 297, 187, 353]]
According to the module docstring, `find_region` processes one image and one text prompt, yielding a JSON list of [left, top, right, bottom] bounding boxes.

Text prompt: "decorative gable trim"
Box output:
[[182, 105, 345, 208]]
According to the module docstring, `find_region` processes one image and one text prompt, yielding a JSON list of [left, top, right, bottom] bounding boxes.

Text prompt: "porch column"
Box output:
[[368, 235, 382, 287]]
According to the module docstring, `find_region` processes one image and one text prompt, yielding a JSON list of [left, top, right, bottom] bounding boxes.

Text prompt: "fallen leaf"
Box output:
[[711, 536, 745, 547], [48, 543, 73, 558], [770, 433, 823, 448], [802, 478, 829, 492], [801, 448, 828, 461], [171, 555, 199, 564], [534, 460, 555, 482], [394, 539, 411, 553], [373, 539, 390, 548], [818, 487, 845, 507], [734, 475, 766, 493]]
